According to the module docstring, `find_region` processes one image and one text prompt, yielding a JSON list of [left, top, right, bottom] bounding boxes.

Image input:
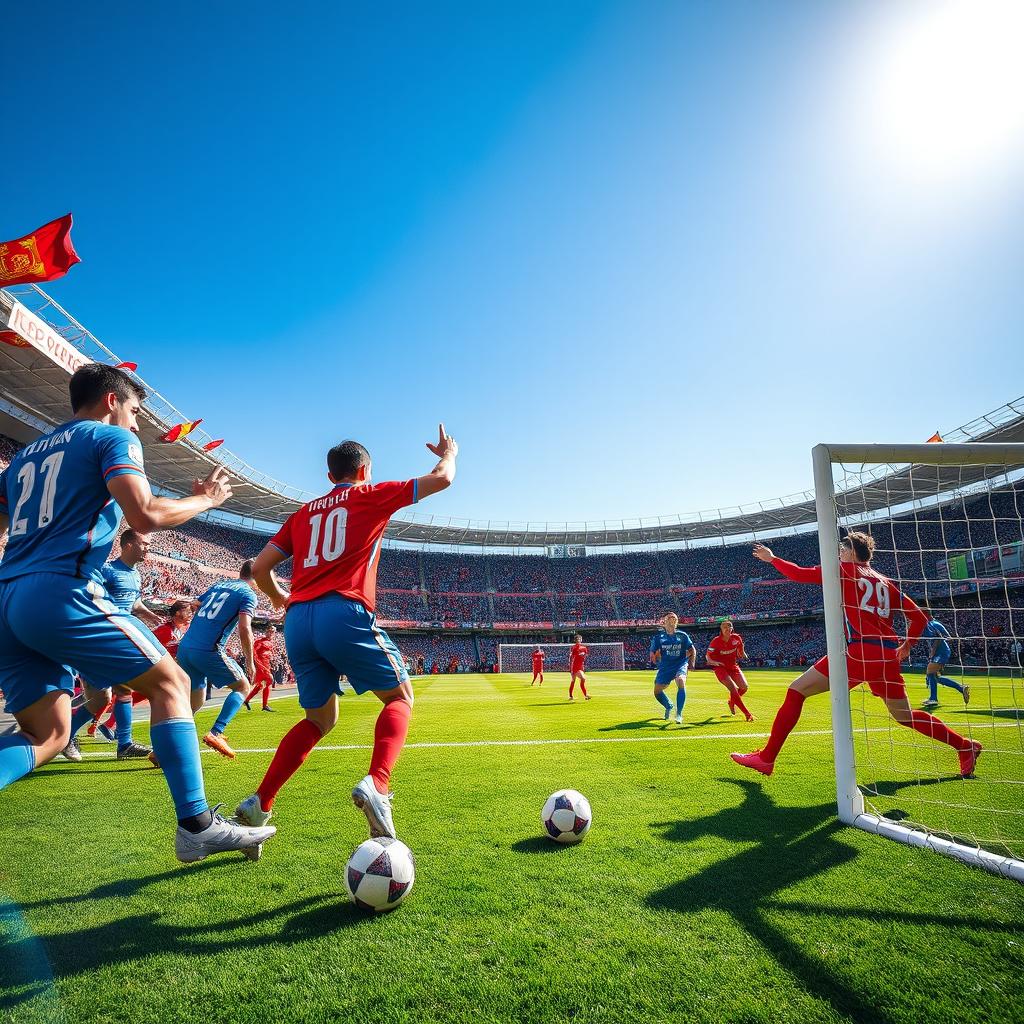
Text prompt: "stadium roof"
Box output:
[[2, 283, 1023, 548]]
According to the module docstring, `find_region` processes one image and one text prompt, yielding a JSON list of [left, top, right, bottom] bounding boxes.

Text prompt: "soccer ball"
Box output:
[[345, 837, 415, 912], [541, 789, 592, 844]]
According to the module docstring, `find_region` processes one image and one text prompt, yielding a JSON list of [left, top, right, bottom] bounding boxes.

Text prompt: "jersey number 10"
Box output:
[[303, 508, 348, 568]]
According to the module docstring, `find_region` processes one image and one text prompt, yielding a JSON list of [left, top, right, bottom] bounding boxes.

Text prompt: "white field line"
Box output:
[[70, 719, 1024, 759]]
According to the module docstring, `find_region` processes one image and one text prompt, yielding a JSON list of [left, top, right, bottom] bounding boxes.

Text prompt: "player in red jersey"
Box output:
[[568, 635, 590, 700], [244, 625, 278, 712], [235, 426, 458, 846], [706, 620, 754, 722], [731, 534, 981, 778], [531, 647, 545, 686], [152, 600, 194, 659]]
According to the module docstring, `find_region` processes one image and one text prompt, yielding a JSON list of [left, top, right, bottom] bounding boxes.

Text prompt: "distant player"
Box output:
[[650, 613, 695, 724], [530, 646, 545, 686], [0, 363, 273, 861], [245, 625, 278, 712], [568, 635, 590, 700], [234, 425, 458, 848], [177, 563, 259, 758], [706, 620, 754, 722], [731, 536, 981, 779], [920, 610, 969, 708], [153, 600, 194, 659]]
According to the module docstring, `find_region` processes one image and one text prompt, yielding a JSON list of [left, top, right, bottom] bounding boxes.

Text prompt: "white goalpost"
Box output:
[[497, 642, 626, 674], [813, 442, 1024, 882]]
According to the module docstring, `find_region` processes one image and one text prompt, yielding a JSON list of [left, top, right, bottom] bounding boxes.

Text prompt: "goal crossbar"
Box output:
[[813, 441, 1024, 884]]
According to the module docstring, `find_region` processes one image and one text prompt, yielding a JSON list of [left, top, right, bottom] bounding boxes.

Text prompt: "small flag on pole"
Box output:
[[202, 439, 224, 452], [0, 214, 81, 286], [160, 419, 203, 443], [926, 432, 944, 443], [115, 361, 138, 372]]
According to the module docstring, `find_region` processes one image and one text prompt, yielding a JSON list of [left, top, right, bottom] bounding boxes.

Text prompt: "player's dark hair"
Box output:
[[574, 634, 582, 642], [169, 600, 191, 618], [239, 560, 254, 580], [842, 530, 875, 562], [120, 529, 137, 547], [328, 440, 371, 480], [69, 363, 145, 413]]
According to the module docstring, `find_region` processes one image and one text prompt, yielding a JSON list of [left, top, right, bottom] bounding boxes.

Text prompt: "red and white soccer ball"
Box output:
[[542, 789, 592, 844], [345, 837, 416, 912]]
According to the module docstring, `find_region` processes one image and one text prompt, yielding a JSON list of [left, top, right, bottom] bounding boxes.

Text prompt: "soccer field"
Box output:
[[2, 670, 1022, 1024]]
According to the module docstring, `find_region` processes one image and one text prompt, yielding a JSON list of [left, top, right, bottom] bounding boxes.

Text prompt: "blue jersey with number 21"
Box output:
[[0, 419, 146, 584]]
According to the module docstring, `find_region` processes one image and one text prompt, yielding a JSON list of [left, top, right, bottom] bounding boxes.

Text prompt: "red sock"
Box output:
[[262, 685, 271, 710], [94, 699, 113, 724], [369, 699, 412, 794], [245, 682, 260, 703], [908, 710, 969, 750], [102, 707, 117, 730], [761, 689, 806, 762], [569, 680, 576, 697], [256, 719, 323, 811], [732, 690, 752, 719], [579, 678, 588, 697]]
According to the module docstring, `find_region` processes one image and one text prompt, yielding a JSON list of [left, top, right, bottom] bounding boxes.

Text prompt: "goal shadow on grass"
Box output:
[[647, 778, 1014, 1024], [0, 860, 368, 1006]]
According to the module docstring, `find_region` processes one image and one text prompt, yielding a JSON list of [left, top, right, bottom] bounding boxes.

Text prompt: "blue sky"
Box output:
[[6, 1, 1024, 524]]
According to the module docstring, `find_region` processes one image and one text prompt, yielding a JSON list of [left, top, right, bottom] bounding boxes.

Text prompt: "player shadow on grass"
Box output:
[[597, 715, 718, 732], [646, 777, 1008, 1024], [0, 863, 367, 1006]]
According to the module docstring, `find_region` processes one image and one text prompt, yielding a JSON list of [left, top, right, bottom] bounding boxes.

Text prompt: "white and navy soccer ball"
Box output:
[[345, 837, 415, 912], [541, 789, 592, 844]]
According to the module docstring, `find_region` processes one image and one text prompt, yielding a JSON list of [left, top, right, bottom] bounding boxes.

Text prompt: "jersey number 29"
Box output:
[[857, 578, 891, 618]]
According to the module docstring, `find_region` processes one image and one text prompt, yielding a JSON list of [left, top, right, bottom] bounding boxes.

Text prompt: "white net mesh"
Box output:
[[497, 643, 625, 673], [829, 455, 1024, 870]]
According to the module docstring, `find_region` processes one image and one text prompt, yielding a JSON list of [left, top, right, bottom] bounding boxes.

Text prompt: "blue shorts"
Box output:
[[284, 594, 408, 709], [0, 573, 165, 715], [177, 646, 248, 691], [930, 642, 952, 666], [655, 663, 688, 686]]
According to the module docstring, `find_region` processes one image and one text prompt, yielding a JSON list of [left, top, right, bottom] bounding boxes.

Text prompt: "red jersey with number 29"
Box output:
[[270, 480, 418, 611], [770, 557, 927, 643]]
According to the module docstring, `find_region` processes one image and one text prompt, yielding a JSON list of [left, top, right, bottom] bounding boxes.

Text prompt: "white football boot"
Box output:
[[351, 775, 396, 839], [175, 805, 276, 863], [234, 794, 272, 862], [675, 713, 683, 724]]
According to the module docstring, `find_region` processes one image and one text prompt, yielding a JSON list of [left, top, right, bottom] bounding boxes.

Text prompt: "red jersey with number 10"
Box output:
[[270, 480, 418, 611]]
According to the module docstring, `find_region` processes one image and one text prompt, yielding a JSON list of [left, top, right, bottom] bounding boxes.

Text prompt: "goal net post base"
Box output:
[[497, 642, 625, 673], [813, 441, 1024, 884]]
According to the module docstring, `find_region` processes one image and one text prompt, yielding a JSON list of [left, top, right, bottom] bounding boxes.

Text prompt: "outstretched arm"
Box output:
[[753, 543, 823, 584], [416, 423, 459, 500], [687, 644, 697, 670], [894, 592, 929, 661], [108, 467, 232, 533]]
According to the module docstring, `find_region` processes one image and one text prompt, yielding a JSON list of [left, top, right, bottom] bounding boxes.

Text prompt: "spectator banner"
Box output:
[[2, 298, 91, 374]]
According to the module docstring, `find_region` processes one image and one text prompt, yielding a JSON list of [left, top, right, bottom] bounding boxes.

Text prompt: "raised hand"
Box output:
[[426, 423, 458, 459], [194, 465, 233, 507], [752, 542, 774, 563]]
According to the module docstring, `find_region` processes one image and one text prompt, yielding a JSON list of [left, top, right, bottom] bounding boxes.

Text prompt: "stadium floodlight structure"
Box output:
[[813, 442, 1024, 882], [497, 643, 625, 674]]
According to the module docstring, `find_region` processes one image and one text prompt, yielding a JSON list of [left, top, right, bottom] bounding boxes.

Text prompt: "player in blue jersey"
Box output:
[[920, 611, 969, 708], [63, 528, 163, 762], [650, 612, 696, 724], [0, 363, 274, 862], [178, 562, 259, 759]]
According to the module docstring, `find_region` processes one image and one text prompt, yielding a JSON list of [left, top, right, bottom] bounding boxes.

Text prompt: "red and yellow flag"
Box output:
[[0, 329, 31, 349], [161, 419, 203, 443], [926, 432, 944, 443], [202, 439, 224, 452], [0, 214, 81, 286], [115, 361, 138, 372]]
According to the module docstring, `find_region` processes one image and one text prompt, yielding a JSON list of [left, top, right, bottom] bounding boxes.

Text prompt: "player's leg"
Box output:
[[4, 691, 72, 786], [258, 670, 274, 710], [65, 679, 113, 759], [731, 663, 829, 775], [111, 681, 153, 760], [924, 669, 940, 706], [207, 654, 249, 751], [569, 671, 576, 699], [713, 666, 738, 714], [654, 681, 673, 719], [579, 672, 589, 699], [728, 668, 754, 722], [538, 672, 543, 686], [882, 693, 981, 777], [929, 658, 967, 701], [674, 673, 686, 723]]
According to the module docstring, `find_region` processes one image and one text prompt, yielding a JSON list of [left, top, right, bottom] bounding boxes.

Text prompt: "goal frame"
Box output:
[[813, 441, 1024, 883], [497, 642, 626, 674]]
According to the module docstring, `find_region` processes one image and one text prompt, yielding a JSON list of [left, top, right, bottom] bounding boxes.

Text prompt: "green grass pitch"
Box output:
[[2, 670, 1023, 1024]]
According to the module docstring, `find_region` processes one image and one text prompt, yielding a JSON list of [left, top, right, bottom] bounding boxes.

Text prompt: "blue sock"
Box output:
[[114, 700, 133, 747], [0, 735, 35, 790], [655, 689, 672, 712], [150, 718, 208, 819], [937, 675, 965, 695], [926, 673, 938, 702], [68, 703, 95, 740], [212, 690, 244, 736], [676, 685, 687, 715]]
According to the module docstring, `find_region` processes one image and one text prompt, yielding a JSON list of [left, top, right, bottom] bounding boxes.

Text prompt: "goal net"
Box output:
[[497, 642, 625, 674], [813, 442, 1024, 881]]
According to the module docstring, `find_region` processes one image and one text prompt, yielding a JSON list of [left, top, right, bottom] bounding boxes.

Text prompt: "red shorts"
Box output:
[[570, 663, 585, 675], [713, 665, 747, 690], [813, 642, 906, 700]]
